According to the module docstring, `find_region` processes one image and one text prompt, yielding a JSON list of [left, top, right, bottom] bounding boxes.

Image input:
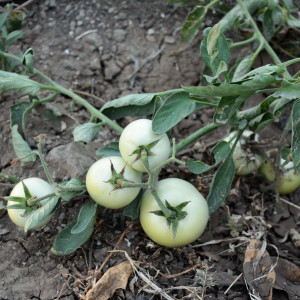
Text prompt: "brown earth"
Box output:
[[1, 0, 300, 299]]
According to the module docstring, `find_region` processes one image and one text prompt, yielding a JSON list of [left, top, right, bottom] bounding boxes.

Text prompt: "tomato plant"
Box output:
[[119, 119, 170, 172], [86, 156, 142, 209], [6, 177, 54, 229], [1, 0, 300, 255]]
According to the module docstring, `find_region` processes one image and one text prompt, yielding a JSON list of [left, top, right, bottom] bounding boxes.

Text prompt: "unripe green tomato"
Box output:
[[86, 156, 142, 209], [119, 119, 170, 172], [224, 130, 262, 175], [260, 159, 300, 195], [140, 178, 209, 247], [7, 177, 54, 229]]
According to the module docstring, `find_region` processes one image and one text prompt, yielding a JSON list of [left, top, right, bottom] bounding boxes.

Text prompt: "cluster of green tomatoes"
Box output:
[[6, 120, 300, 248]]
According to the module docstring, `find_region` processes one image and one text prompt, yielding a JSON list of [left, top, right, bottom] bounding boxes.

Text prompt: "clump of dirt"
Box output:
[[1, 1, 300, 299]]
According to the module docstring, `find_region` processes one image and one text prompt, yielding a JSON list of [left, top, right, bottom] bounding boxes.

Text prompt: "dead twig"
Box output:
[[224, 273, 243, 295], [72, 89, 107, 105]]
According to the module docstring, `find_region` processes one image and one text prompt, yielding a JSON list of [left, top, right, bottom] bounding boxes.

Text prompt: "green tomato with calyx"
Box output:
[[86, 156, 142, 209], [260, 157, 300, 195], [119, 119, 170, 172], [140, 178, 209, 247], [7, 177, 54, 229], [224, 130, 262, 175]]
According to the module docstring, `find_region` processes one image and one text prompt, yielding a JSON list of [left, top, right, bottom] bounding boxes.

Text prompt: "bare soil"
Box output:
[[1, 1, 300, 299]]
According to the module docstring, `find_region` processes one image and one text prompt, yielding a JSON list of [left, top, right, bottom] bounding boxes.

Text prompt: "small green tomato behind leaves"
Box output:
[[86, 156, 142, 209], [224, 130, 262, 175], [7, 177, 54, 229], [140, 178, 209, 247], [260, 156, 300, 195], [119, 119, 170, 172]]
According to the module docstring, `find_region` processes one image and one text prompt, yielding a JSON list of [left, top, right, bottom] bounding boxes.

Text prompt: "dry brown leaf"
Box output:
[[85, 261, 133, 300], [271, 257, 300, 299], [243, 239, 276, 300]]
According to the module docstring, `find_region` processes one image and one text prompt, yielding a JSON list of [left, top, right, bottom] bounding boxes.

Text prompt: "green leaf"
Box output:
[[273, 82, 300, 100], [203, 60, 228, 83], [3, 196, 26, 204], [24, 196, 59, 232], [22, 48, 34, 72], [214, 94, 249, 125], [11, 124, 35, 163], [183, 74, 279, 98], [200, 22, 230, 75], [248, 112, 274, 132], [232, 55, 253, 82], [96, 141, 121, 157], [152, 91, 195, 134], [292, 99, 300, 168], [243, 64, 285, 79], [71, 201, 97, 234], [10, 102, 31, 136], [0, 12, 9, 28], [263, 8, 275, 40], [123, 190, 143, 220], [207, 20, 228, 58], [73, 123, 100, 143], [51, 213, 96, 255], [60, 178, 86, 201], [181, 6, 207, 43], [187, 141, 231, 174], [0, 70, 40, 95], [5, 30, 23, 46], [207, 156, 235, 214], [100, 93, 157, 119]]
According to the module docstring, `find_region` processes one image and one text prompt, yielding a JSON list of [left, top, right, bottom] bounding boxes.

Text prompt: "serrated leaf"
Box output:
[[73, 123, 100, 143], [292, 99, 300, 168], [96, 141, 121, 157], [152, 91, 195, 134], [122, 190, 143, 220], [24, 196, 59, 232], [60, 178, 86, 201], [11, 124, 35, 163], [0, 70, 40, 95], [100, 93, 157, 120], [181, 6, 207, 44], [71, 201, 97, 234], [51, 213, 96, 255], [207, 156, 235, 214]]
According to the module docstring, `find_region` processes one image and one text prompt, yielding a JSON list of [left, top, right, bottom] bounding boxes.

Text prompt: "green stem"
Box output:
[[0, 173, 19, 183], [206, 0, 221, 9], [0, 51, 124, 134], [153, 138, 185, 174], [118, 180, 149, 189], [37, 138, 55, 186], [156, 89, 184, 97], [57, 185, 86, 192], [40, 84, 123, 134], [175, 123, 221, 154], [278, 58, 300, 69], [27, 192, 56, 206], [231, 35, 258, 48], [151, 190, 172, 218], [237, 0, 281, 64]]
